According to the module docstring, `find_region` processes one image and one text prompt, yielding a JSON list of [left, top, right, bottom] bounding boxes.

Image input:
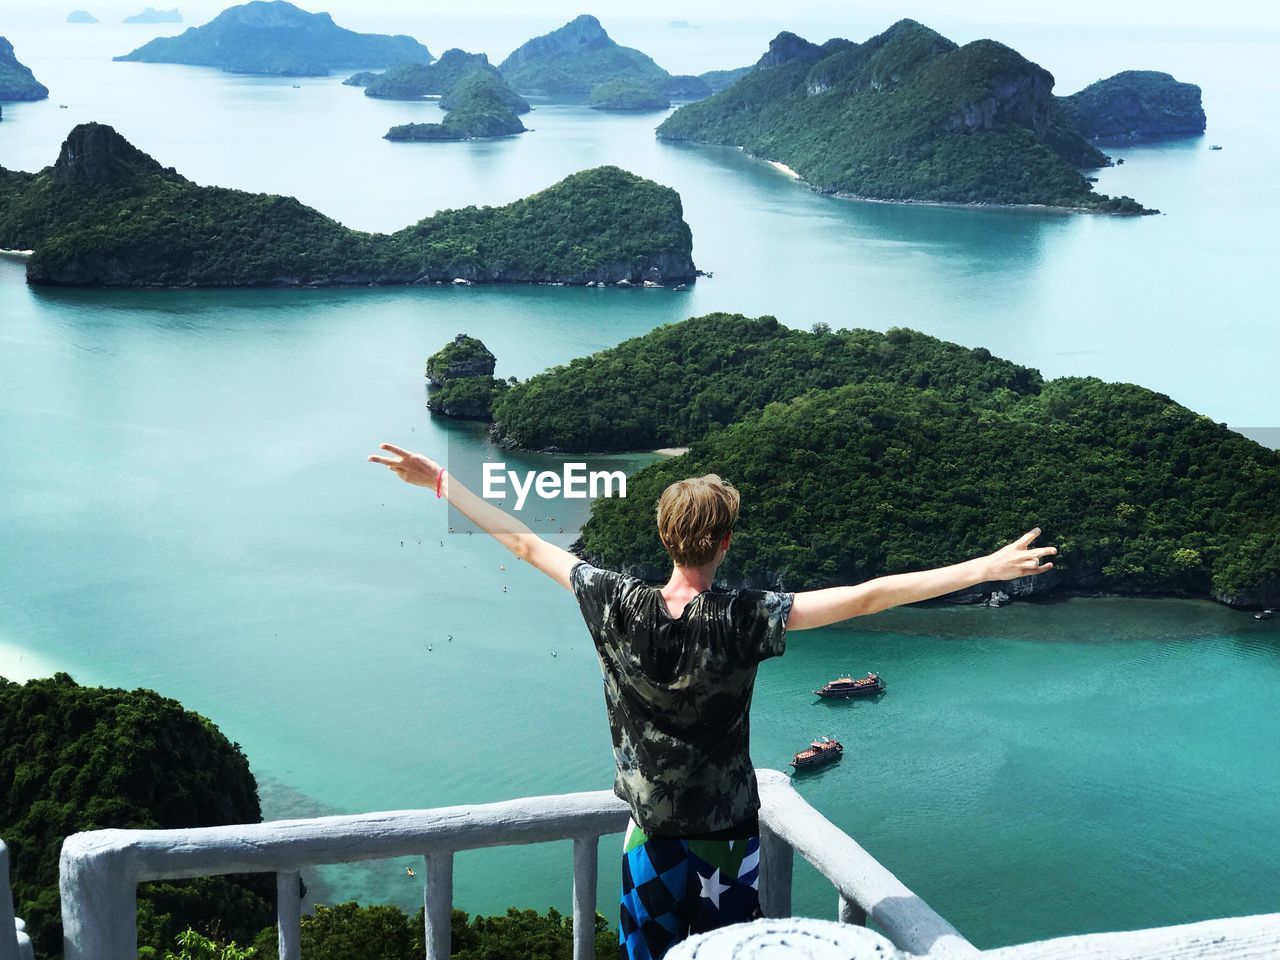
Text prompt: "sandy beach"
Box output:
[[654, 446, 690, 456], [766, 160, 801, 179]]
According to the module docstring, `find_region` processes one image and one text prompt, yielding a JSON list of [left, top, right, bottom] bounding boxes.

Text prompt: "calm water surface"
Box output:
[[1, 9, 1278, 948]]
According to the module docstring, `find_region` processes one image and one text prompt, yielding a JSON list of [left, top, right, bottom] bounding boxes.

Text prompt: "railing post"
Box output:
[[277, 871, 302, 960], [838, 892, 867, 926], [0, 841, 19, 960], [60, 837, 138, 960], [423, 851, 453, 960], [572, 836, 599, 960], [758, 825, 793, 919]]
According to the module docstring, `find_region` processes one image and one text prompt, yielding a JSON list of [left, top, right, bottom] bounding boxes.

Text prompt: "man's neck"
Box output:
[[663, 564, 716, 600]]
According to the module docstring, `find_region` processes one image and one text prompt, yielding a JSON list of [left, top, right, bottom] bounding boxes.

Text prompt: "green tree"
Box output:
[[251, 903, 616, 960], [158, 928, 257, 960], [0, 674, 273, 957]]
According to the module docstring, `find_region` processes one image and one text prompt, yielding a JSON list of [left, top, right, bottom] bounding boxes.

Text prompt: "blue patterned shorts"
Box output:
[[618, 819, 762, 960]]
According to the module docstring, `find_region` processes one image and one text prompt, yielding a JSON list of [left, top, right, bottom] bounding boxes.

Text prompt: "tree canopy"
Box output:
[[490, 314, 1041, 451], [0, 674, 272, 957], [577, 379, 1280, 604]]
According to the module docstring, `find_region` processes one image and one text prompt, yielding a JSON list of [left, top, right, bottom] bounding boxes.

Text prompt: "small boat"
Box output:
[[1210, 144, 1223, 151], [815, 672, 884, 698], [1257, 609, 1275, 621], [792, 736, 843, 769]]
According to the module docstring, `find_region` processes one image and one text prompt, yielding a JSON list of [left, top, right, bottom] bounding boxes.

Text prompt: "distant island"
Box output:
[[66, 10, 99, 24], [589, 78, 670, 111], [0, 123, 695, 287], [363, 48, 530, 115], [385, 73, 527, 141], [499, 14, 710, 101], [0, 37, 49, 101], [442, 313, 1279, 609], [657, 20, 1161, 211], [124, 7, 183, 23], [1059, 70, 1206, 142], [114, 0, 431, 77]]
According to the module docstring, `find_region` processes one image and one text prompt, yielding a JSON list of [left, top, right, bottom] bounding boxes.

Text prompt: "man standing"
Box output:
[[368, 444, 1055, 958]]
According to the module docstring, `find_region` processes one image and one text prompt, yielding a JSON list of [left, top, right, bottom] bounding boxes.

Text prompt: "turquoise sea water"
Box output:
[[1, 9, 1278, 949]]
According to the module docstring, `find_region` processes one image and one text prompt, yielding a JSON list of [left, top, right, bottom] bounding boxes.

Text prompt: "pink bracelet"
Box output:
[[435, 469, 447, 499]]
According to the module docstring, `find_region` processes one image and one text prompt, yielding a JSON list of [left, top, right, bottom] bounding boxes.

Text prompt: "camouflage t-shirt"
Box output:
[[570, 561, 794, 837]]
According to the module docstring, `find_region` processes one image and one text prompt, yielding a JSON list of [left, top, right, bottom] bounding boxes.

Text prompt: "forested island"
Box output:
[[124, 7, 183, 23], [0, 124, 695, 287], [425, 335, 510, 418], [363, 48, 530, 115], [114, 0, 432, 76], [385, 78, 527, 141], [1059, 70, 1206, 142], [589, 78, 671, 111], [0, 673, 614, 958], [434, 314, 1278, 608], [657, 20, 1160, 211], [499, 14, 710, 101], [0, 37, 49, 101]]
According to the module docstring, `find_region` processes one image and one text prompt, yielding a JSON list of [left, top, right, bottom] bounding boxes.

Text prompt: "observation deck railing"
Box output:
[[53, 769, 975, 960]]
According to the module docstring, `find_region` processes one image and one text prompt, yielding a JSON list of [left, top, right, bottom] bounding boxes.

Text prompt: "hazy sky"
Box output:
[[29, 0, 1280, 29]]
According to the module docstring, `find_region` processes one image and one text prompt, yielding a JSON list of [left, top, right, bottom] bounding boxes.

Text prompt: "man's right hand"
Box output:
[[367, 442, 443, 489], [981, 528, 1057, 581]]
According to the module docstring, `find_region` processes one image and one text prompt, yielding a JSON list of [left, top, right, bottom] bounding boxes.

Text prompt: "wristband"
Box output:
[[435, 469, 447, 499]]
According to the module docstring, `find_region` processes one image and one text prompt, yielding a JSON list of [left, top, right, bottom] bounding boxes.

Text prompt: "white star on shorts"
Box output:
[[698, 868, 731, 910]]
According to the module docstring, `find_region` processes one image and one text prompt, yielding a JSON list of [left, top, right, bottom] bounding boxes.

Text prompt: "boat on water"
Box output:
[[792, 736, 843, 769], [1210, 144, 1223, 150], [1257, 609, 1275, 621], [815, 672, 885, 698]]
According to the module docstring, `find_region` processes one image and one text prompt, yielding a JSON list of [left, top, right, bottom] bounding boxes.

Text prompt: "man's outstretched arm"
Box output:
[[787, 529, 1057, 630], [367, 443, 579, 590]]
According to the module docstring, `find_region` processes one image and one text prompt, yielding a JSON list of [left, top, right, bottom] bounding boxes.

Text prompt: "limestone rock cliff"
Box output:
[[426, 335, 507, 420]]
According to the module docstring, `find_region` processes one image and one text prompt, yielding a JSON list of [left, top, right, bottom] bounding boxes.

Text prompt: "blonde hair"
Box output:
[[656, 474, 740, 567]]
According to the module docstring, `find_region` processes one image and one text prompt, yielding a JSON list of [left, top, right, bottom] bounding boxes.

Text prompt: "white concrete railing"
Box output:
[[58, 769, 972, 960], [0, 842, 35, 960], [756, 770, 976, 959]]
